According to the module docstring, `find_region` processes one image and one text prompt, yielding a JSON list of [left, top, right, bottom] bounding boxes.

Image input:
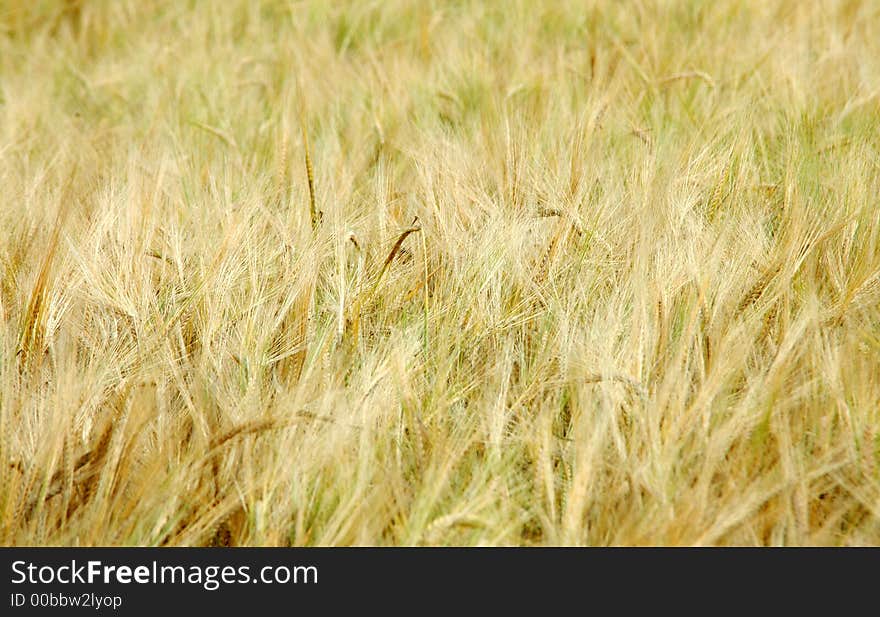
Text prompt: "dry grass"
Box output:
[[1, 0, 879, 546]]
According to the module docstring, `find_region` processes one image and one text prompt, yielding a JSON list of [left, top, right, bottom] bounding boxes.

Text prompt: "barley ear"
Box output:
[[300, 113, 320, 230]]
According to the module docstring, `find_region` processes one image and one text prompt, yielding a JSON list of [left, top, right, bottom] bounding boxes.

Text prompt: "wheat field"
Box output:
[[1, 0, 879, 546]]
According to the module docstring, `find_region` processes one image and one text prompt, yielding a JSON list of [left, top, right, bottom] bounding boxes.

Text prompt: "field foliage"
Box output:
[[1, 0, 879, 545]]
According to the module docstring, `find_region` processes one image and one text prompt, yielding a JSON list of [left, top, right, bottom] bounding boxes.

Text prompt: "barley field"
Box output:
[[1, 0, 879, 546]]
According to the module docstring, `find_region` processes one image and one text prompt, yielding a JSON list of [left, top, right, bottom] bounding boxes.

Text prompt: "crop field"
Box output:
[[1, 0, 879, 546]]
